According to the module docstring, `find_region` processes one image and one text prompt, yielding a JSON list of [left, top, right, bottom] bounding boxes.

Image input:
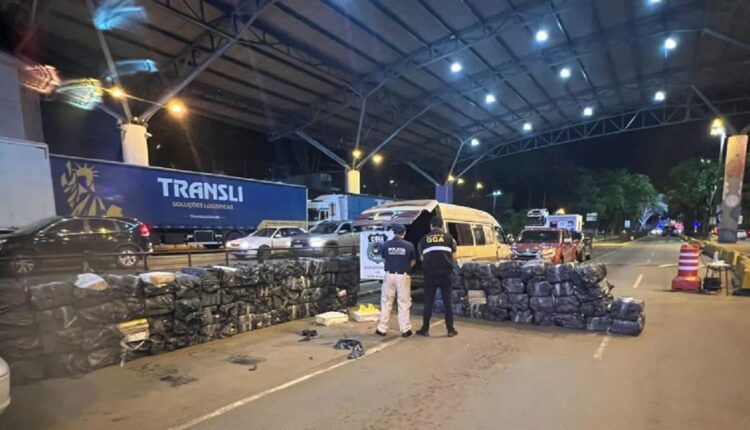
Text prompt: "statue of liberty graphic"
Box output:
[[60, 161, 123, 217]]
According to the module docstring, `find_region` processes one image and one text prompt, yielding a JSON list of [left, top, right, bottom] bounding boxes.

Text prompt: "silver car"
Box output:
[[290, 221, 359, 257]]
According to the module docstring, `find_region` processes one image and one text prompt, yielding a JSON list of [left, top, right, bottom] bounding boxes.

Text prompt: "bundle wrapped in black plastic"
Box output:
[[502, 278, 526, 294], [521, 260, 552, 282], [147, 316, 173, 334], [35, 306, 81, 332], [29, 281, 73, 310], [461, 262, 494, 279], [570, 262, 607, 288], [547, 263, 576, 283], [72, 274, 116, 308], [104, 274, 141, 297], [0, 281, 30, 313], [450, 273, 464, 290], [174, 273, 201, 298], [481, 277, 503, 295], [511, 309, 534, 324], [78, 300, 133, 325], [579, 295, 613, 317], [139, 272, 177, 296], [553, 296, 580, 313], [486, 293, 508, 310], [609, 297, 645, 321], [552, 281, 575, 297], [174, 298, 201, 320], [533, 313, 556, 326], [8, 359, 45, 385], [0, 335, 42, 360], [507, 293, 530, 311], [529, 296, 555, 313], [200, 291, 221, 307], [41, 328, 82, 354], [574, 280, 613, 301], [527, 280, 553, 296], [610, 315, 645, 336], [180, 267, 222, 293], [493, 260, 523, 279], [0, 283, 35, 341], [554, 313, 586, 330], [466, 303, 487, 319], [80, 325, 123, 351], [214, 266, 241, 288], [586, 316, 611, 332]]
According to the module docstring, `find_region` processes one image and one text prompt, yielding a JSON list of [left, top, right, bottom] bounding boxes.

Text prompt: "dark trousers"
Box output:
[[422, 275, 454, 331]]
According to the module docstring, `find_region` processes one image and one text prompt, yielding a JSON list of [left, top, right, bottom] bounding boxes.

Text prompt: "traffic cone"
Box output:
[[671, 244, 701, 292]]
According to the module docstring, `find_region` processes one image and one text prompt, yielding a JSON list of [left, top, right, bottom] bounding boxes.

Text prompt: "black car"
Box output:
[[0, 216, 153, 275]]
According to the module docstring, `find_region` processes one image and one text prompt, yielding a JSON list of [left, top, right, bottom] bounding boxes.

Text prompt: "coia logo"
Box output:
[[367, 233, 389, 263]]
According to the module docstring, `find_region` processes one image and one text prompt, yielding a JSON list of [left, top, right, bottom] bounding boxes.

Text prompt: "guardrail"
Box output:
[[0, 244, 360, 279]]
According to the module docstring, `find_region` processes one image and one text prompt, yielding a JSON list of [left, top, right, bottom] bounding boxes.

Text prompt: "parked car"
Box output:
[[0, 356, 8, 415], [290, 221, 358, 257], [738, 229, 748, 240], [0, 216, 153, 275], [572, 231, 593, 260], [512, 228, 578, 264], [225, 226, 306, 259]]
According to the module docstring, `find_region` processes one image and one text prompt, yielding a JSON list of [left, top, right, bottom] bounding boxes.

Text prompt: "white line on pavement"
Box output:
[[646, 259, 651, 264], [168, 320, 446, 430], [658, 263, 676, 268], [593, 336, 610, 360], [594, 239, 637, 260], [632, 274, 644, 289]]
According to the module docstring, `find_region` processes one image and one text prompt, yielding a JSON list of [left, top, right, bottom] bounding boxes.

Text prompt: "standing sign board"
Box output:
[[359, 231, 394, 280], [719, 135, 748, 243], [586, 212, 598, 222], [624, 220, 631, 229]]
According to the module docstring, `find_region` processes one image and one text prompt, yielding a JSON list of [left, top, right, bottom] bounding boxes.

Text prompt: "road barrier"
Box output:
[[671, 244, 701, 292]]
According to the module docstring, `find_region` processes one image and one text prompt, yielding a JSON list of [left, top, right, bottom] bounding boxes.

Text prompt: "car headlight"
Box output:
[[0, 239, 6, 249], [310, 239, 326, 248], [240, 242, 251, 249]]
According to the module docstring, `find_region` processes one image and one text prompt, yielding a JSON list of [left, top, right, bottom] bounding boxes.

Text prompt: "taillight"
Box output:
[[139, 222, 151, 237]]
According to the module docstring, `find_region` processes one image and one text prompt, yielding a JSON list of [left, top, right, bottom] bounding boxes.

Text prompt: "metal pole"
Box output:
[[447, 138, 468, 183], [353, 97, 367, 168]]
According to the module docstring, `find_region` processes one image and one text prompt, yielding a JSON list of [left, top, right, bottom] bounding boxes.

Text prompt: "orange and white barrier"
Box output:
[[672, 244, 701, 292]]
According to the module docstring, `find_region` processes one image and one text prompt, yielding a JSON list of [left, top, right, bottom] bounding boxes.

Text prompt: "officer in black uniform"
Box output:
[[374, 224, 416, 337], [416, 217, 458, 337]]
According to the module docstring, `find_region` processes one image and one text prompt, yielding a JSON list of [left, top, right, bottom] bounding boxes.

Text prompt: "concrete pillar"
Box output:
[[346, 169, 361, 194], [436, 184, 454, 203], [0, 53, 44, 141], [121, 123, 149, 166], [718, 134, 747, 243]]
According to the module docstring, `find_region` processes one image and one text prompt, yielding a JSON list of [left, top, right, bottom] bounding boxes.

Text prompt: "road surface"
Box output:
[[3, 237, 748, 430]]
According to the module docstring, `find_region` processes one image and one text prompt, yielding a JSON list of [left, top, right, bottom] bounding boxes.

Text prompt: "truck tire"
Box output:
[[9, 250, 37, 275], [203, 244, 221, 250], [224, 230, 245, 242], [115, 245, 140, 269]]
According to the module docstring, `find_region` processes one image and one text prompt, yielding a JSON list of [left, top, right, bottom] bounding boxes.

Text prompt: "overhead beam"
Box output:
[[295, 131, 349, 169], [456, 96, 750, 176], [406, 162, 440, 187], [140, 0, 277, 121], [691, 85, 739, 135]]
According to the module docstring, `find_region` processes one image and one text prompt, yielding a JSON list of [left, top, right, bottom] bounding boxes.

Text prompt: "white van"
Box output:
[[354, 199, 513, 262]]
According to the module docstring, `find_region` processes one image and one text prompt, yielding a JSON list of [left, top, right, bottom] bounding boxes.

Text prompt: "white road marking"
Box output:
[[632, 274, 644, 289], [593, 239, 637, 260], [646, 259, 652, 264], [658, 263, 676, 268], [593, 336, 610, 360], [169, 320, 445, 430]]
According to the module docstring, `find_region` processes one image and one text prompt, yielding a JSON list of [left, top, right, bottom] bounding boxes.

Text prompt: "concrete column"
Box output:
[[718, 135, 748, 243], [346, 169, 361, 194], [121, 123, 149, 166], [436, 184, 454, 203], [0, 53, 44, 141]]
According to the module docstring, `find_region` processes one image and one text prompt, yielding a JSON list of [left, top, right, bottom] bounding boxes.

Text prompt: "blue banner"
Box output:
[[50, 155, 307, 229]]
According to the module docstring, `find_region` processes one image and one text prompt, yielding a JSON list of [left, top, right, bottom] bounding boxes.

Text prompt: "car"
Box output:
[[0, 216, 153, 275], [572, 231, 593, 260], [662, 226, 677, 237], [0, 356, 8, 415], [225, 226, 306, 260], [290, 221, 358, 257], [512, 228, 578, 264], [738, 229, 747, 240]]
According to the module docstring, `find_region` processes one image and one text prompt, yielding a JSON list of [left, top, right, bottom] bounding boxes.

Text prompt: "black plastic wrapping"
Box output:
[[8, 358, 45, 385], [139, 272, 177, 296], [494, 260, 523, 279], [0, 335, 42, 359], [554, 296, 580, 313], [546, 263, 575, 283], [521, 260, 552, 281], [35, 306, 81, 332], [610, 316, 645, 336], [502, 278, 526, 294], [586, 316, 611, 332], [511, 309, 534, 324], [78, 300, 132, 325], [570, 262, 607, 287], [554, 313, 586, 330], [144, 295, 175, 316], [528, 280, 553, 296], [29, 281, 73, 311], [529, 296, 555, 313], [609, 297, 646, 321]]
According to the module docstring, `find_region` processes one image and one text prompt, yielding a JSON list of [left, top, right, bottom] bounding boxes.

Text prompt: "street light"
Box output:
[[559, 67, 571, 79], [485, 94, 496, 104], [476, 182, 484, 190], [583, 106, 594, 117], [535, 29, 549, 43], [450, 62, 462, 73], [470, 138, 480, 146], [109, 87, 125, 98], [352, 148, 362, 159], [447, 174, 456, 182], [710, 118, 726, 136], [457, 178, 465, 185], [523, 122, 533, 132], [167, 99, 186, 116], [654, 90, 666, 102], [664, 37, 677, 51], [372, 154, 383, 165]]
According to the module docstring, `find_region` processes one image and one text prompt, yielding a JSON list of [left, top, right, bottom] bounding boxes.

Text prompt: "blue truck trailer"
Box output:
[[49, 155, 308, 246]]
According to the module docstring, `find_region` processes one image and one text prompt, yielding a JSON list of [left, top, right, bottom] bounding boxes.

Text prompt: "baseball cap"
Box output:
[[391, 224, 406, 235]]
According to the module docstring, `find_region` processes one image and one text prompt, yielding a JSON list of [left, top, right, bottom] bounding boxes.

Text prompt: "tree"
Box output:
[[665, 158, 721, 233]]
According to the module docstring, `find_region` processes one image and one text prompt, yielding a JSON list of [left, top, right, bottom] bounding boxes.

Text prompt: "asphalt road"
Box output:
[[3, 236, 749, 430]]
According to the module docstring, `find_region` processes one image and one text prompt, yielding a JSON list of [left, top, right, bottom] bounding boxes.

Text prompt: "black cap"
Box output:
[[391, 224, 406, 235]]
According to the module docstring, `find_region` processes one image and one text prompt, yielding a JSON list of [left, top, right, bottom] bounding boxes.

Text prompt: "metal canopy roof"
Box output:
[[13, 0, 750, 178]]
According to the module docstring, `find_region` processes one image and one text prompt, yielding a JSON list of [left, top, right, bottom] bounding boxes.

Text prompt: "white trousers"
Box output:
[[377, 273, 412, 333]]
